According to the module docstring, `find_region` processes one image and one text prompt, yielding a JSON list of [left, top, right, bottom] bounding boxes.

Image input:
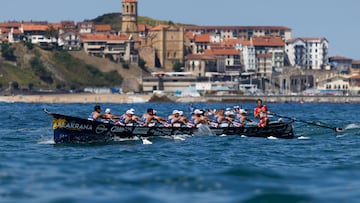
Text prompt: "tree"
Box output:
[[1, 43, 16, 61], [172, 62, 184, 72]]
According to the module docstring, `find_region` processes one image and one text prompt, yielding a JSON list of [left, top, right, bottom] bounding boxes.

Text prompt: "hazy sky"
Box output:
[[1, 0, 359, 59]]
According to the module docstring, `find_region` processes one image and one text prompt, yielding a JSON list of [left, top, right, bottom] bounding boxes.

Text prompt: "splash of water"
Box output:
[[267, 136, 278, 140], [194, 124, 214, 136], [38, 138, 55, 145], [345, 124, 360, 130], [297, 136, 311, 140]]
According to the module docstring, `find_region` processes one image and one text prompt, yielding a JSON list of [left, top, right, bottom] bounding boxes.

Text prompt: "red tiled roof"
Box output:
[[222, 38, 252, 47], [184, 32, 195, 40], [150, 24, 169, 31], [12, 29, 22, 34], [352, 60, 360, 65], [186, 54, 216, 60], [194, 34, 210, 43], [81, 33, 129, 41], [204, 49, 240, 55], [123, 0, 137, 2], [184, 25, 291, 31], [138, 24, 152, 32], [95, 24, 112, 32], [1, 28, 8, 33], [301, 37, 327, 41], [0, 22, 21, 28], [23, 24, 49, 31], [252, 36, 284, 47], [350, 75, 360, 79]]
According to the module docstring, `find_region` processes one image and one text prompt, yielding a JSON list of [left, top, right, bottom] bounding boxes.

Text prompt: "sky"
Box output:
[[1, 0, 359, 59]]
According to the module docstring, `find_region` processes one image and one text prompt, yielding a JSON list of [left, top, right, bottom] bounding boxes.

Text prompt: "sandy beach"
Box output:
[[0, 94, 152, 103]]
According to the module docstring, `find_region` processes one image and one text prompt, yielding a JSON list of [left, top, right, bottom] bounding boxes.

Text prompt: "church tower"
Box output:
[[121, 0, 138, 35]]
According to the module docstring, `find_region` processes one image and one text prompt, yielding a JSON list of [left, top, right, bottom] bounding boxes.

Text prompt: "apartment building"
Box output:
[[81, 33, 133, 62], [184, 26, 292, 41], [286, 37, 329, 70]]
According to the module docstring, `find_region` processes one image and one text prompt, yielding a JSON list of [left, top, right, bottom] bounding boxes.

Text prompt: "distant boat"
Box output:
[[45, 110, 295, 144]]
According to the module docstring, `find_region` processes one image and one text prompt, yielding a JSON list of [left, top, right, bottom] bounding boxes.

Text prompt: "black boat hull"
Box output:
[[49, 113, 294, 144]]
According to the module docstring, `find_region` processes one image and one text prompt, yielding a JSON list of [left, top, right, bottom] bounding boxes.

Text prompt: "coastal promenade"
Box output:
[[1, 93, 360, 103]]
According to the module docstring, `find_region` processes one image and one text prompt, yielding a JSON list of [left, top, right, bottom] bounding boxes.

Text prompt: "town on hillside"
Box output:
[[0, 0, 359, 96]]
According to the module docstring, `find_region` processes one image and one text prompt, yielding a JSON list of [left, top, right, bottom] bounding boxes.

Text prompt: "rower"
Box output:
[[189, 109, 210, 127], [254, 99, 270, 127], [211, 109, 233, 127], [233, 109, 253, 127], [141, 108, 166, 127], [178, 111, 189, 124], [119, 109, 139, 126], [103, 108, 120, 123], [167, 110, 183, 126], [88, 105, 106, 121]]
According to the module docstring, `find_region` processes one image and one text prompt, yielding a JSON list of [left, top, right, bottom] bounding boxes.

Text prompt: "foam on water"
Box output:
[[141, 138, 152, 145], [345, 123, 360, 130], [267, 136, 278, 140], [172, 134, 190, 141], [37, 138, 55, 145], [297, 136, 311, 140]]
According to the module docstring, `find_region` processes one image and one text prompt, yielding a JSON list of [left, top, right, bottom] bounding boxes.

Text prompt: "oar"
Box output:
[[270, 113, 343, 132]]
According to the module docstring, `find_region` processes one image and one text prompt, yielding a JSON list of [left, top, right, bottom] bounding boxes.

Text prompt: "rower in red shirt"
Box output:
[[254, 99, 269, 127]]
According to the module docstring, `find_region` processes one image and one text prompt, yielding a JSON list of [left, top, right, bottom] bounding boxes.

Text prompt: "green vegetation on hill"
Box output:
[[0, 43, 123, 94], [92, 13, 122, 31], [91, 13, 191, 30], [52, 51, 123, 88]]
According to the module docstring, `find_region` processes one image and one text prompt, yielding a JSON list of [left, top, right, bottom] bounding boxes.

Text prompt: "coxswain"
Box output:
[[254, 99, 270, 127]]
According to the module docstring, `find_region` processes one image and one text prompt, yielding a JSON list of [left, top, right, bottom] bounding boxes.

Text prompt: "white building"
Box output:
[[286, 37, 329, 70], [235, 40, 256, 72]]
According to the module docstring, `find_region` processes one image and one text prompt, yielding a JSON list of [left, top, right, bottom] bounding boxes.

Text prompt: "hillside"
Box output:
[[92, 13, 192, 29], [0, 43, 142, 95], [0, 13, 183, 95]]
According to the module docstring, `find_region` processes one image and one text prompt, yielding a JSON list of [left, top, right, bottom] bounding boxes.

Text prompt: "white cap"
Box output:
[[126, 109, 135, 115], [105, 108, 111, 113], [234, 106, 240, 109], [225, 111, 233, 116], [226, 107, 231, 111], [194, 109, 203, 114], [178, 111, 184, 116], [240, 109, 247, 114], [172, 110, 179, 114]]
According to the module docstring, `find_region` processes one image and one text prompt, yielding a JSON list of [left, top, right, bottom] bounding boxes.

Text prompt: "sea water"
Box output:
[[0, 102, 359, 203]]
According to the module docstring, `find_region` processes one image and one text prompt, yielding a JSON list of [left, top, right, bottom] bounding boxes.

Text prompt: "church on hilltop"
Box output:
[[121, 0, 138, 35], [121, 0, 185, 71]]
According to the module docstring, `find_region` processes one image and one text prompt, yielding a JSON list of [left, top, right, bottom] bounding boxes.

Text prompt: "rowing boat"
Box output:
[[45, 110, 295, 143]]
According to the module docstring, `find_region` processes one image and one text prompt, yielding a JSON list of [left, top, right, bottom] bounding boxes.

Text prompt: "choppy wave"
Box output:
[[1, 102, 360, 203]]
